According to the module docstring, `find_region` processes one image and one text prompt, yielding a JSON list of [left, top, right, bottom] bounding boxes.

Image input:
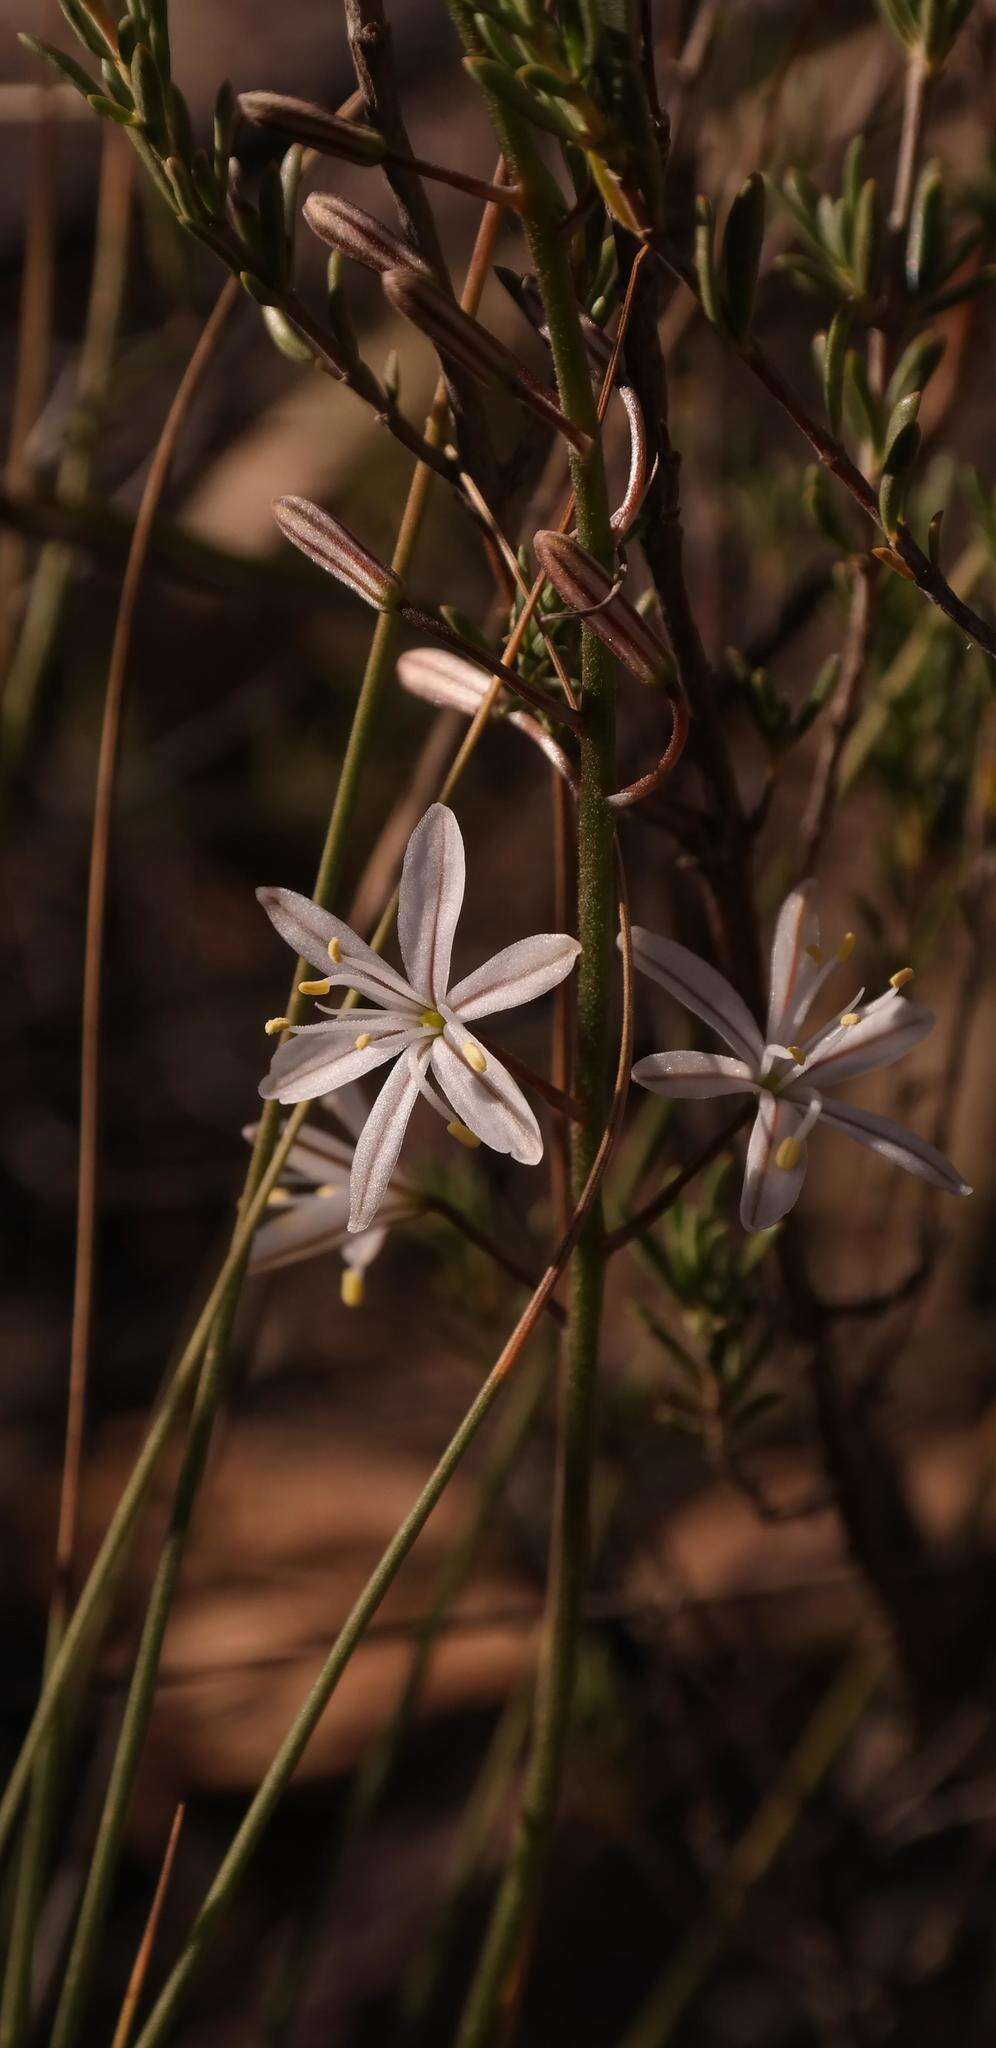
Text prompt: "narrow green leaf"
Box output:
[[885, 330, 945, 408], [851, 176, 879, 297], [18, 32, 95, 98], [878, 420, 921, 535], [821, 303, 852, 436], [906, 160, 944, 295], [694, 194, 723, 327], [720, 171, 766, 338]]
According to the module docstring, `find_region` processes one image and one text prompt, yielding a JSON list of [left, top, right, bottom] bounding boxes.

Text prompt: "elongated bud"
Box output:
[[534, 531, 670, 687], [273, 497, 402, 611], [239, 91, 387, 164], [397, 647, 488, 717], [381, 268, 592, 456], [304, 193, 429, 278]]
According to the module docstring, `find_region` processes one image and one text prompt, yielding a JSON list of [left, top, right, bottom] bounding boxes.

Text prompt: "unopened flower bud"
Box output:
[[305, 193, 430, 278], [533, 531, 670, 686], [381, 268, 592, 456], [273, 496, 402, 612], [239, 91, 387, 164], [397, 647, 488, 717]]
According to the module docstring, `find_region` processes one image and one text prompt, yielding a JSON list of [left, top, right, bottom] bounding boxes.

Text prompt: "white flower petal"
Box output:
[[431, 1031, 542, 1164], [322, 1080, 371, 1146], [249, 1188, 352, 1273], [740, 1095, 808, 1231], [448, 933, 581, 1020], [342, 1222, 393, 1271], [627, 926, 765, 1067], [349, 1050, 424, 1230], [243, 1119, 355, 1187], [397, 647, 489, 717], [260, 1022, 417, 1105], [800, 992, 934, 1089], [814, 1098, 971, 1196], [632, 1051, 756, 1098], [766, 882, 820, 1042], [257, 886, 416, 1006], [398, 803, 466, 1003]]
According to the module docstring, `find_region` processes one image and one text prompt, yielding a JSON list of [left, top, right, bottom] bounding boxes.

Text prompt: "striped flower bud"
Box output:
[[273, 497, 402, 611], [381, 268, 592, 457], [304, 193, 430, 278], [533, 531, 670, 687], [239, 91, 387, 164]]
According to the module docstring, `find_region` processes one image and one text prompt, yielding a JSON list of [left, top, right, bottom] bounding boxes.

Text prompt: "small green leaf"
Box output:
[[844, 348, 883, 453], [720, 171, 766, 338], [821, 303, 852, 436], [879, 420, 921, 535], [884, 388, 921, 457], [18, 33, 95, 99], [906, 160, 944, 295], [87, 91, 136, 123], [694, 194, 723, 327], [885, 330, 945, 408], [851, 176, 879, 297]]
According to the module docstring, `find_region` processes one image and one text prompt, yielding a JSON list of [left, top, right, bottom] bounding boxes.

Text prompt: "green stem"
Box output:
[[45, 378, 451, 2048], [259, 1344, 550, 2046], [127, 1340, 540, 2048], [444, 28, 619, 2041], [2, 132, 133, 790]]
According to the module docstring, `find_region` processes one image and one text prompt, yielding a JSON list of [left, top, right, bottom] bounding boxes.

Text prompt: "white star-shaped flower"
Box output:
[[627, 882, 971, 1231], [258, 804, 581, 1231], [245, 1088, 415, 1304]]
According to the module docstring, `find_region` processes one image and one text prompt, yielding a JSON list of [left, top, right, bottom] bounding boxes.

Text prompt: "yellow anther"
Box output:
[[837, 931, 856, 963], [316, 1183, 341, 1199], [775, 1136, 802, 1171], [299, 977, 331, 996], [354, 1032, 372, 1050], [264, 1016, 289, 1036], [840, 1011, 860, 1028], [890, 966, 914, 990], [463, 1043, 487, 1073], [266, 1188, 291, 1207], [787, 1044, 805, 1064], [327, 936, 342, 963], [341, 1267, 365, 1308], [805, 943, 824, 964], [447, 1119, 481, 1149]]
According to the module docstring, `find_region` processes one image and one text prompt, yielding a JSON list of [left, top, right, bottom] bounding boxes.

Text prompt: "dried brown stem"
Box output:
[[109, 1806, 186, 2048]]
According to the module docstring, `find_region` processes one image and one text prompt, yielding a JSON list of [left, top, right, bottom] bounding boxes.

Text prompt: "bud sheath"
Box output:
[[304, 193, 429, 278], [533, 531, 670, 687], [239, 91, 387, 164], [273, 497, 402, 611]]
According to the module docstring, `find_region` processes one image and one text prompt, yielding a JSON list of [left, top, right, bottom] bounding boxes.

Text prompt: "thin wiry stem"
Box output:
[[2, 128, 133, 784], [258, 1348, 549, 2047], [108, 1806, 186, 2048], [648, 237, 996, 663], [798, 558, 877, 876], [0, 31, 57, 691], [46, 187, 511, 2048], [0, 277, 240, 2048], [124, 976, 633, 2048], [618, 1652, 882, 2048]]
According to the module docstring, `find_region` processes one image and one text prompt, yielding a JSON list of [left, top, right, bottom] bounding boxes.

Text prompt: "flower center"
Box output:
[[420, 1007, 445, 1032]]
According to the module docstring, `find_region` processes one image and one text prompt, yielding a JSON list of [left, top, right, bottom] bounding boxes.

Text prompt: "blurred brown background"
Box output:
[[2, 2, 996, 2042]]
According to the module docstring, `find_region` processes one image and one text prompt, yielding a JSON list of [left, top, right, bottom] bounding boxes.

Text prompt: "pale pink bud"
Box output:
[[381, 268, 593, 457], [239, 92, 387, 164], [533, 530, 669, 686], [274, 497, 402, 611], [396, 647, 488, 717], [304, 193, 430, 278]]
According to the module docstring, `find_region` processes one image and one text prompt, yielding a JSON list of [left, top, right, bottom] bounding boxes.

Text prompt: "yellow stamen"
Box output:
[[341, 1267, 365, 1308], [447, 1119, 481, 1149], [463, 1043, 487, 1073], [266, 1188, 291, 1207], [419, 1007, 445, 1031], [837, 931, 856, 963], [316, 1183, 341, 1199], [805, 943, 824, 964], [890, 966, 914, 989], [327, 936, 342, 963], [264, 1016, 289, 1036], [775, 1136, 802, 1171], [840, 1011, 860, 1028], [299, 977, 331, 996], [788, 1044, 805, 1064], [354, 1032, 372, 1050]]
